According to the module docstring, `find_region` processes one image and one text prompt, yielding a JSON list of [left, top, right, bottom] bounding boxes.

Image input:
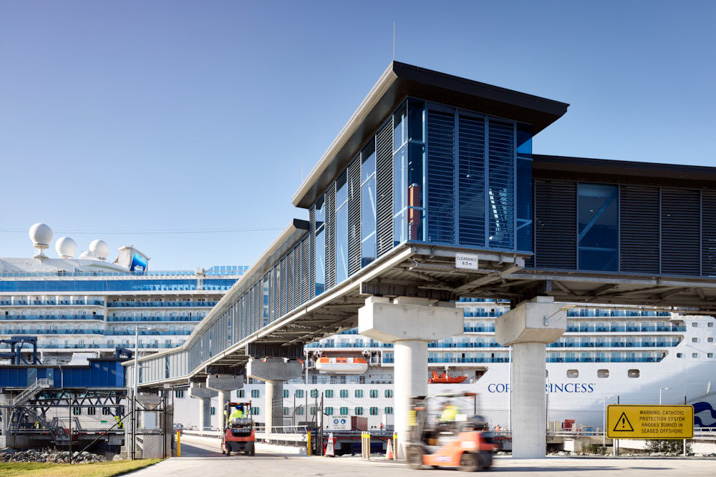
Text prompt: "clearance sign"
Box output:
[[607, 405, 694, 439]]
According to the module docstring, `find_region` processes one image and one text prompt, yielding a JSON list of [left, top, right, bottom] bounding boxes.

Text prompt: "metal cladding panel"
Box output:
[[326, 185, 336, 289], [287, 250, 294, 313], [269, 269, 276, 322], [702, 191, 716, 276], [426, 109, 456, 244], [620, 186, 660, 274], [458, 114, 486, 247], [348, 157, 361, 275], [662, 188, 701, 276], [309, 206, 315, 300], [376, 119, 394, 257], [535, 180, 577, 269], [302, 237, 310, 303], [280, 258, 287, 317]]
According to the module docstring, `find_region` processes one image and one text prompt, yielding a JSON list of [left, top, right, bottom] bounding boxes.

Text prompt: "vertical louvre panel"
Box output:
[[458, 114, 485, 246], [535, 180, 576, 269], [302, 237, 310, 303], [376, 120, 394, 257], [280, 258, 287, 317], [286, 250, 294, 313], [702, 191, 716, 276], [427, 110, 455, 243], [309, 207, 315, 300], [662, 189, 700, 275], [325, 185, 336, 289], [620, 186, 660, 273], [348, 158, 361, 275], [487, 120, 515, 249], [269, 269, 275, 323]]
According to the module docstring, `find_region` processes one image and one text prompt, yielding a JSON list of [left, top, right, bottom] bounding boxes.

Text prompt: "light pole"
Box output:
[[659, 387, 671, 405], [603, 395, 615, 447]]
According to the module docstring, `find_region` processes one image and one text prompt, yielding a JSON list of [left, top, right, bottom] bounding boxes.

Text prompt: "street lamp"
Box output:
[[603, 395, 616, 447], [659, 387, 671, 405]]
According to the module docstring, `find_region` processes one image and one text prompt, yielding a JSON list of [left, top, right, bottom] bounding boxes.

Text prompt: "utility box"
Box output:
[[351, 416, 368, 431]]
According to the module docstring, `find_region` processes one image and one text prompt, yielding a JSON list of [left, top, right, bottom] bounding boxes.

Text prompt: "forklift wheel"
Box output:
[[459, 452, 479, 472], [406, 446, 425, 470], [478, 451, 492, 470]]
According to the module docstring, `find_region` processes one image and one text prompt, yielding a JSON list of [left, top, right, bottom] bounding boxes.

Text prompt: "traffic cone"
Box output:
[[386, 438, 394, 460], [325, 433, 335, 457]]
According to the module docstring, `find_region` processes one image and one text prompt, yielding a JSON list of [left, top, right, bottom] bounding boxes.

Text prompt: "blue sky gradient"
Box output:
[[1, 1, 714, 269]]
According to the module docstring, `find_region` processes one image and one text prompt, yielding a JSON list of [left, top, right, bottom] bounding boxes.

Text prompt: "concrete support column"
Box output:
[[206, 374, 244, 429], [264, 380, 284, 430], [359, 296, 463, 458], [218, 391, 229, 427], [495, 296, 567, 459], [247, 358, 302, 431], [199, 397, 211, 430]]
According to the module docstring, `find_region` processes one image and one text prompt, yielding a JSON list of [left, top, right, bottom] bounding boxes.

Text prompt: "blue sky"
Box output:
[[1, 1, 714, 270]]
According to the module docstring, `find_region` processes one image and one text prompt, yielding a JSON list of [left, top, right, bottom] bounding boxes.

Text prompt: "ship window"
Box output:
[[567, 369, 579, 378], [370, 407, 379, 416], [310, 389, 319, 398], [325, 407, 333, 415], [708, 322, 713, 327], [295, 390, 304, 398], [310, 407, 316, 416], [87, 408, 96, 416], [73, 407, 82, 415], [102, 407, 111, 416], [283, 390, 289, 398], [385, 407, 393, 415], [325, 390, 334, 398], [237, 389, 245, 398], [709, 337, 714, 343], [692, 337, 699, 343], [252, 407, 259, 416], [340, 390, 349, 399], [676, 353, 683, 358], [708, 353, 714, 358], [175, 390, 184, 399], [369, 390, 379, 398], [692, 322, 698, 327], [211, 407, 216, 416], [385, 390, 393, 398], [296, 407, 304, 415], [692, 353, 699, 358], [340, 407, 349, 415], [283, 407, 289, 416], [354, 407, 363, 415], [251, 389, 260, 398], [355, 390, 364, 398], [597, 369, 610, 378], [628, 369, 640, 378], [545, 370, 549, 377]]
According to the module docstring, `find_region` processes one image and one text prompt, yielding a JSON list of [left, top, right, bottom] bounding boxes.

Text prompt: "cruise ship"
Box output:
[[0, 223, 246, 364], [175, 299, 716, 432]]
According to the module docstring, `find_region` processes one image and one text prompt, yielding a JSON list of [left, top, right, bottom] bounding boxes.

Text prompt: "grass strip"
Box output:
[[0, 458, 162, 477]]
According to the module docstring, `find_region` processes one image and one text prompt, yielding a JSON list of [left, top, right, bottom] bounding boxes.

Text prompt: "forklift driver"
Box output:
[[439, 400, 459, 423], [230, 405, 244, 423]]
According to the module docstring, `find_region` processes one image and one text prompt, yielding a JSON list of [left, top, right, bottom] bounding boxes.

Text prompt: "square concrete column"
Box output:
[[248, 358, 302, 430], [190, 383, 218, 431], [206, 374, 244, 428], [359, 296, 463, 458], [495, 296, 567, 458]]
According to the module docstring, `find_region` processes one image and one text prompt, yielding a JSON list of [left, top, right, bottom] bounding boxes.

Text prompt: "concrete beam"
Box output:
[[494, 296, 567, 346], [206, 374, 244, 392], [189, 383, 218, 399], [247, 358, 302, 382]]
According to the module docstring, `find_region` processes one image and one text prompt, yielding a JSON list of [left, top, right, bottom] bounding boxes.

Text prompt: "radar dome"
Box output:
[[29, 223, 53, 249], [89, 240, 109, 260], [55, 237, 77, 259], [79, 250, 95, 259]]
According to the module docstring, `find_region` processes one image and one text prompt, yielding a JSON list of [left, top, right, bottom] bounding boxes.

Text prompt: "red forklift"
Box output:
[[221, 401, 255, 456], [405, 392, 497, 471]]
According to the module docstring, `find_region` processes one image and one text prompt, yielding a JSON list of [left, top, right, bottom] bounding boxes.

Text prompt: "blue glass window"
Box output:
[[394, 103, 407, 152], [578, 183, 618, 271], [315, 197, 326, 295], [407, 100, 426, 241], [336, 172, 349, 283], [262, 275, 269, 327], [361, 143, 377, 267], [393, 146, 408, 245], [516, 124, 533, 252], [487, 120, 515, 249]]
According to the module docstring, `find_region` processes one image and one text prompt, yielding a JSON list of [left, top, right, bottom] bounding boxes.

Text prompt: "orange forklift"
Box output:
[[221, 401, 255, 456], [406, 392, 497, 471]]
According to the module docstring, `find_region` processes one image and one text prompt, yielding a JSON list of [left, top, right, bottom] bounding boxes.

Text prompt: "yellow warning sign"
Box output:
[[606, 405, 694, 439]]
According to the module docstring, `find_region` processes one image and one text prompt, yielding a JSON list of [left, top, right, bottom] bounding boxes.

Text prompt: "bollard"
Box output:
[[307, 430, 312, 456], [176, 431, 181, 457], [393, 432, 398, 460]]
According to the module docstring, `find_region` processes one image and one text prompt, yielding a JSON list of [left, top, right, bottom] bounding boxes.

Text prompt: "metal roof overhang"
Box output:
[[292, 61, 569, 209], [534, 154, 716, 189]]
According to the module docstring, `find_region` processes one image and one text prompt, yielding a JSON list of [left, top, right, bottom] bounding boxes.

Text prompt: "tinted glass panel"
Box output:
[[393, 146, 408, 245], [578, 183, 618, 271], [336, 205, 348, 283]]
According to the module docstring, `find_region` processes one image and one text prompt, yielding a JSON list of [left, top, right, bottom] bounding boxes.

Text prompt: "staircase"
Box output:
[[12, 378, 51, 408]]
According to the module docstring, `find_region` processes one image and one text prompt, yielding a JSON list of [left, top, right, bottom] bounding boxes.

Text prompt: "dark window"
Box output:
[[315, 197, 326, 295], [578, 184, 618, 271], [336, 172, 349, 283], [361, 144, 377, 267]]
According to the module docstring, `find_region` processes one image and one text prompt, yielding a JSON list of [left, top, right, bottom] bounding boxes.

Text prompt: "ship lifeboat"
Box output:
[[315, 356, 368, 374], [428, 370, 467, 384]]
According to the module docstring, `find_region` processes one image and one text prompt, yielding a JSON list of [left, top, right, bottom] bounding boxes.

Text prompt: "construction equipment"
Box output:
[[405, 392, 497, 471], [221, 401, 255, 456]]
